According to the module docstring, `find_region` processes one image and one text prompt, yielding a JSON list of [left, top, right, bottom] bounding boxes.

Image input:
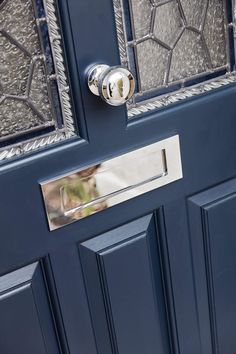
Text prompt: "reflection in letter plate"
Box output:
[[41, 135, 182, 230]]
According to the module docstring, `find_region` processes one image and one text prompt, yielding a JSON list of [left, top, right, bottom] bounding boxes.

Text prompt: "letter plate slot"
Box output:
[[41, 135, 183, 230]]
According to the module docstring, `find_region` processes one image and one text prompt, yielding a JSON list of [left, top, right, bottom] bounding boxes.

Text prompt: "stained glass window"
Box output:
[[0, 0, 76, 160], [113, 0, 236, 116]]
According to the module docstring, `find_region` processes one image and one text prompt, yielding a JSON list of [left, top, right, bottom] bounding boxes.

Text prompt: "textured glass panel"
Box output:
[[169, 30, 209, 82], [0, 99, 44, 137], [153, 2, 183, 47], [0, 0, 76, 159], [29, 59, 53, 120], [131, 0, 152, 38], [204, 0, 228, 68], [0, 33, 31, 96], [114, 0, 235, 112], [136, 40, 168, 90], [180, 0, 206, 29], [0, 0, 42, 54]]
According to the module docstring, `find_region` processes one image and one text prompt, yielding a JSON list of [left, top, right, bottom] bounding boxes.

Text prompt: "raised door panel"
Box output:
[[188, 179, 236, 354], [0, 262, 60, 354], [79, 213, 174, 354]]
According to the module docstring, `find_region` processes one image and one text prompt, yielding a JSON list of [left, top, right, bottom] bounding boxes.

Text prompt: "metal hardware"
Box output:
[[41, 135, 183, 231], [88, 64, 135, 106]]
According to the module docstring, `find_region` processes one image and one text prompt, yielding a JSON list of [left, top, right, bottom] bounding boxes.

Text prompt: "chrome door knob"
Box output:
[[88, 64, 135, 106]]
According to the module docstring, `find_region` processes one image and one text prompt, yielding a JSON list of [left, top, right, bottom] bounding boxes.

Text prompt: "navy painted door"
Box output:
[[0, 1, 236, 354]]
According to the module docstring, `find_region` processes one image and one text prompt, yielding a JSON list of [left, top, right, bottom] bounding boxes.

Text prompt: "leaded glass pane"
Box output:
[[113, 0, 236, 116], [0, 0, 76, 160]]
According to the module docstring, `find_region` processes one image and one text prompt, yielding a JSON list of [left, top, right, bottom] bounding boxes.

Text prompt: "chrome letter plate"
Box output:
[[41, 135, 183, 230]]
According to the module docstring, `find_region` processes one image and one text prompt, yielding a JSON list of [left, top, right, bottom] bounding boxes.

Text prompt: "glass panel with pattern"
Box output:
[[0, 0, 76, 160], [113, 0, 236, 117]]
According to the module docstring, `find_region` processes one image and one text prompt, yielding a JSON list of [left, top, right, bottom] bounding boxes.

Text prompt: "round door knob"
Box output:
[[88, 64, 135, 106]]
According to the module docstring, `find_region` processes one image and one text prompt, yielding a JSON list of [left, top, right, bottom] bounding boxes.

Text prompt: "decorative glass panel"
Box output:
[[113, 0, 236, 117], [0, 0, 76, 160]]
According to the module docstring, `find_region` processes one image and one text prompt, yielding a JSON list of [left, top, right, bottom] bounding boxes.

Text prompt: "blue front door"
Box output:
[[0, 1, 236, 353]]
